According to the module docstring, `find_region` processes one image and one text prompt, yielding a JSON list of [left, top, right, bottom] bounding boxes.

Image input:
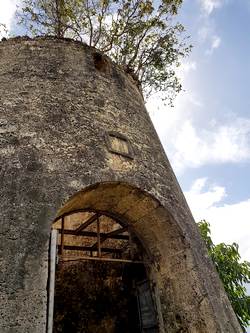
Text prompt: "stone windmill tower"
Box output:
[[0, 37, 242, 333]]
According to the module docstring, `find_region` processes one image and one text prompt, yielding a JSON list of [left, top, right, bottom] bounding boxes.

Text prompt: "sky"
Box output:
[[0, 0, 249, 312]]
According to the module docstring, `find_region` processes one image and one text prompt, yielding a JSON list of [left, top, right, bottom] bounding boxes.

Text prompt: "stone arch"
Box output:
[[54, 181, 185, 266], [52, 181, 195, 332]]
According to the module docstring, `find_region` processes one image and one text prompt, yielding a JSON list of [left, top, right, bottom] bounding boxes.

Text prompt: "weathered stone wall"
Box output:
[[0, 37, 242, 332]]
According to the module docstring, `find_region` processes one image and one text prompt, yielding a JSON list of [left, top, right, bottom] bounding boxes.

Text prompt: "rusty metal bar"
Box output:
[[60, 245, 122, 254], [97, 215, 101, 258], [128, 226, 133, 259], [91, 226, 128, 250], [75, 213, 99, 234], [104, 226, 128, 238], [60, 256, 146, 265], [57, 228, 129, 240], [60, 216, 65, 256]]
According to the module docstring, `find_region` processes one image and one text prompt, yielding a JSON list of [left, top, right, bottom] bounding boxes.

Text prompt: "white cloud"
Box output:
[[147, 58, 202, 137], [186, 178, 226, 211], [198, 21, 221, 55], [199, 0, 224, 15], [206, 35, 221, 54], [147, 90, 203, 156], [197, 2, 222, 55], [211, 35, 221, 49], [198, 22, 213, 41], [148, 55, 250, 174], [0, 0, 19, 37], [149, 91, 250, 173], [177, 61, 197, 81], [158, 116, 250, 174], [184, 178, 250, 261]]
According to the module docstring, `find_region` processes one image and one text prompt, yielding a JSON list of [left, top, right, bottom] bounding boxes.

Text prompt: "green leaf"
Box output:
[[198, 220, 250, 329]]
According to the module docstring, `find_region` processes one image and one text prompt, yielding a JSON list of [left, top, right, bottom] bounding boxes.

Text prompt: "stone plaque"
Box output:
[[105, 131, 133, 159]]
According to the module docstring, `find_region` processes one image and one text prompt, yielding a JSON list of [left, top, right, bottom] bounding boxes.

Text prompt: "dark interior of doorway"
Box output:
[[53, 261, 148, 333]]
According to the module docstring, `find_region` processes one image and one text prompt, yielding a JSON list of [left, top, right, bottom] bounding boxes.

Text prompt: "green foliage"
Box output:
[[16, 0, 191, 103], [198, 220, 250, 330]]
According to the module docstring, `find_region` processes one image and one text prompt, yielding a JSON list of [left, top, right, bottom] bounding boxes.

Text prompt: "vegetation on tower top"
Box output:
[[15, 0, 191, 103]]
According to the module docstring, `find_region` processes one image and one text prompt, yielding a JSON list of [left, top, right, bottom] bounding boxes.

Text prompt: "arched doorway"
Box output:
[[52, 211, 158, 332], [49, 182, 165, 333]]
